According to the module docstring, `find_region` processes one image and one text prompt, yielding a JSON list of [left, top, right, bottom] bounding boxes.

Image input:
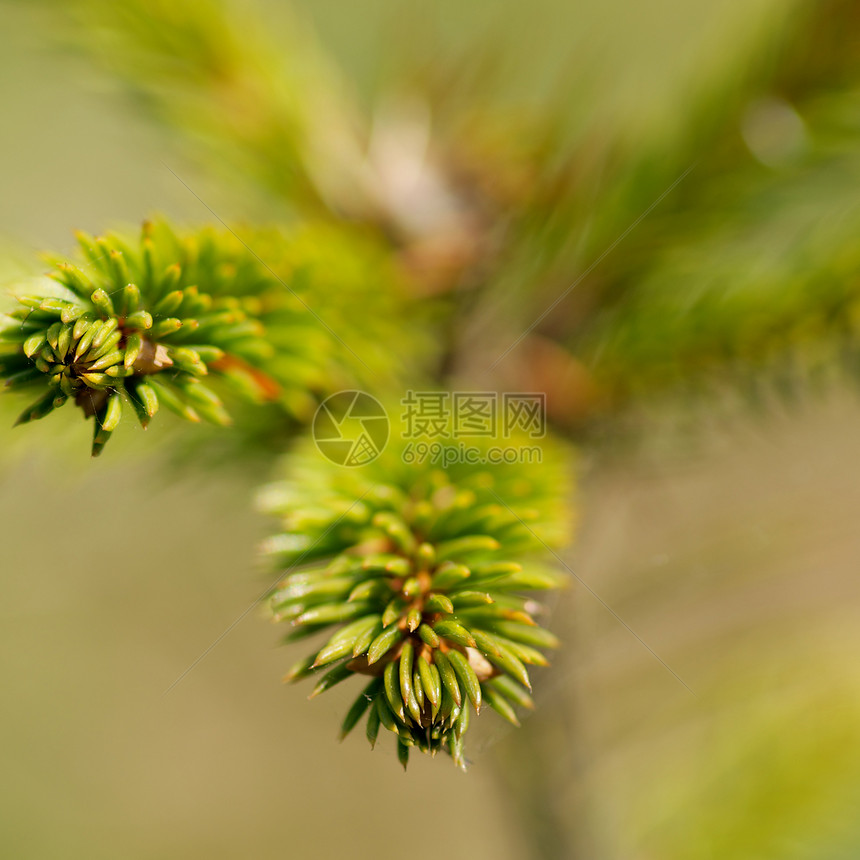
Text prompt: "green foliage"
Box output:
[[1, 219, 425, 456], [11, 0, 859, 805], [68, 0, 367, 216], [3, 221, 260, 453], [581, 91, 860, 409], [259, 433, 573, 767]]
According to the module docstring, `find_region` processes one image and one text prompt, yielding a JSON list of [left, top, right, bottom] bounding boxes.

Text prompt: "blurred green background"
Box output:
[[3, 0, 860, 858]]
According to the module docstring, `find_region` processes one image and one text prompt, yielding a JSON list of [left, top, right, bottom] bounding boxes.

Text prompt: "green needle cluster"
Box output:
[[260, 435, 573, 769], [0, 222, 279, 453], [1, 220, 420, 456]]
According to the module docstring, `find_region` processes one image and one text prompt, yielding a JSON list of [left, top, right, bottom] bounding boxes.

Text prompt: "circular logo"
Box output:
[[313, 390, 390, 466]]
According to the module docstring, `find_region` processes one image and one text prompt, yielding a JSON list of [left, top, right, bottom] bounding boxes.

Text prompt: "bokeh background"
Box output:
[[2, 0, 860, 858]]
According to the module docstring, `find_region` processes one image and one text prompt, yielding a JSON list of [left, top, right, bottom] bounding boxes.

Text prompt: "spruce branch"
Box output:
[[258, 433, 573, 769], [579, 97, 860, 411], [66, 0, 368, 216], [1, 220, 425, 455]]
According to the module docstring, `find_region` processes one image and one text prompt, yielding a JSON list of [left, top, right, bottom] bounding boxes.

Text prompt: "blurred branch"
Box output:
[[581, 91, 860, 412], [63, 0, 369, 217]]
